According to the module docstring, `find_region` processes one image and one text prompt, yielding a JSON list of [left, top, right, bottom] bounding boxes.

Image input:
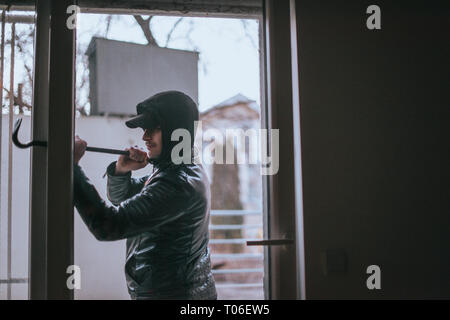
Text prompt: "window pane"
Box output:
[[74, 11, 263, 300], [0, 7, 35, 300]]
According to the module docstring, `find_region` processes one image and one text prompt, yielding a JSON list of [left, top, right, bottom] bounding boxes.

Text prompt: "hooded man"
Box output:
[[73, 90, 217, 300]]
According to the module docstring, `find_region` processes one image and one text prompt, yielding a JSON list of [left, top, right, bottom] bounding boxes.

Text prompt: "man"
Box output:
[[73, 90, 217, 300]]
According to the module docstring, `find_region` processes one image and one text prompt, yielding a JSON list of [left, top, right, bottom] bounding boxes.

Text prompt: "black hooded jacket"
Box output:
[[73, 91, 217, 300]]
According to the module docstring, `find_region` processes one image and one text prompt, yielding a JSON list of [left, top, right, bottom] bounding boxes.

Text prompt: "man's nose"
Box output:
[[142, 130, 152, 140]]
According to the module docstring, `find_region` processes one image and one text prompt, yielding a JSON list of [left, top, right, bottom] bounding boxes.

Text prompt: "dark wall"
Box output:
[[293, 0, 450, 298]]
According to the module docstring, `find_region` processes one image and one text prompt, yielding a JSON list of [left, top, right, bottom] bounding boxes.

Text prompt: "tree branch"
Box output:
[[104, 15, 113, 37], [240, 20, 258, 52], [3, 87, 32, 110], [133, 15, 158, 46], [165, 17, 184, 47]]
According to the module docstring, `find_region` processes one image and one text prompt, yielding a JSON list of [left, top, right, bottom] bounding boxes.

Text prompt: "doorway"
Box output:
[[0, 0, 302, 300]]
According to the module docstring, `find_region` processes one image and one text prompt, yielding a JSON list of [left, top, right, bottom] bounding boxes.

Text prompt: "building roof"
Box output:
[[201, 93, 260, 117]]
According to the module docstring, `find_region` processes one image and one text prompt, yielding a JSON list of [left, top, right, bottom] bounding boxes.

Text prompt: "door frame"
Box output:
[[261, 0, 304, 299], [29, 0, 76, 300], [25, 0, 306, 300]]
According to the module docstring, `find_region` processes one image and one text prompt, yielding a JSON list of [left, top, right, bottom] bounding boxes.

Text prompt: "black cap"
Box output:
[[125, 91, 196, 130], [125, 108, 161, 130]]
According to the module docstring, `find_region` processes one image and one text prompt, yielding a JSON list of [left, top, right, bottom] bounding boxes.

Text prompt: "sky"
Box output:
[[77, 14, 261, 112]]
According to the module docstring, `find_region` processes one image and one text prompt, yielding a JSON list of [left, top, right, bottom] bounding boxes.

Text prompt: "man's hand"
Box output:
[[115, 146, 148, 175], [74, 135, 87, 165]]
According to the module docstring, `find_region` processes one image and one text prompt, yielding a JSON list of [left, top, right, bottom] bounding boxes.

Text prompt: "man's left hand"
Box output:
[[74, 135, 87, 165]]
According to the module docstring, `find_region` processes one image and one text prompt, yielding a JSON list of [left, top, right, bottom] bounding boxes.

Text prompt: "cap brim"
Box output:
[[125, 112, 160, 129], [125, 114, 148, 129]]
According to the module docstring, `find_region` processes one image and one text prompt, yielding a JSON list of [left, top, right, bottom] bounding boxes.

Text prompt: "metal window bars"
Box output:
[[0, 9, 33, 300], [209, 209, 264, 295]]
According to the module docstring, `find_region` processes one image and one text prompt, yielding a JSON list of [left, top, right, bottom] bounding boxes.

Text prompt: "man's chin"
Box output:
[[147, 152, 160, 159]]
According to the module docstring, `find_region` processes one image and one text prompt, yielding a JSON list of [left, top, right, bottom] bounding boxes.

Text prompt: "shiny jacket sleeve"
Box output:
[[105, 161, 149, 205], [74, 163, 191, 241]]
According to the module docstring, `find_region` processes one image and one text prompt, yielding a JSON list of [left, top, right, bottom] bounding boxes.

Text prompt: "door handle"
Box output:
[[246, 239, 294, 246]]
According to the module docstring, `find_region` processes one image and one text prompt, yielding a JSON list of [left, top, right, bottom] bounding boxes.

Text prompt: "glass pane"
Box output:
[[0, 6, 36, 300], [74, 10, 263, 300]]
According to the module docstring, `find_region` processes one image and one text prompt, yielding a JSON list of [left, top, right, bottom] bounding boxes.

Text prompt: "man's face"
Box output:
[[142, 126, 162, 159]]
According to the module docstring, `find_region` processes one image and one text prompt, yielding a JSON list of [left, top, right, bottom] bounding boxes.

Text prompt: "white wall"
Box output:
[[74, 116, 152, 300], [88, 38, 198, 115]]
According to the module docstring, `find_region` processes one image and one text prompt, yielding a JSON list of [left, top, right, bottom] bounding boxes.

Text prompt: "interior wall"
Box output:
[[293, 0, 450, 298]]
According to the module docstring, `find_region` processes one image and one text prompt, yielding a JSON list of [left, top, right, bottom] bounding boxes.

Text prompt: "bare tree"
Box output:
[[104, 14, 114, 37], [165, 17, 183, 47], [133, 15, 195, 50], [3, 23, 34, 114], [133, 15, 158, 46], [3, 14, 256, 116], [240, 19, 259, 52]]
